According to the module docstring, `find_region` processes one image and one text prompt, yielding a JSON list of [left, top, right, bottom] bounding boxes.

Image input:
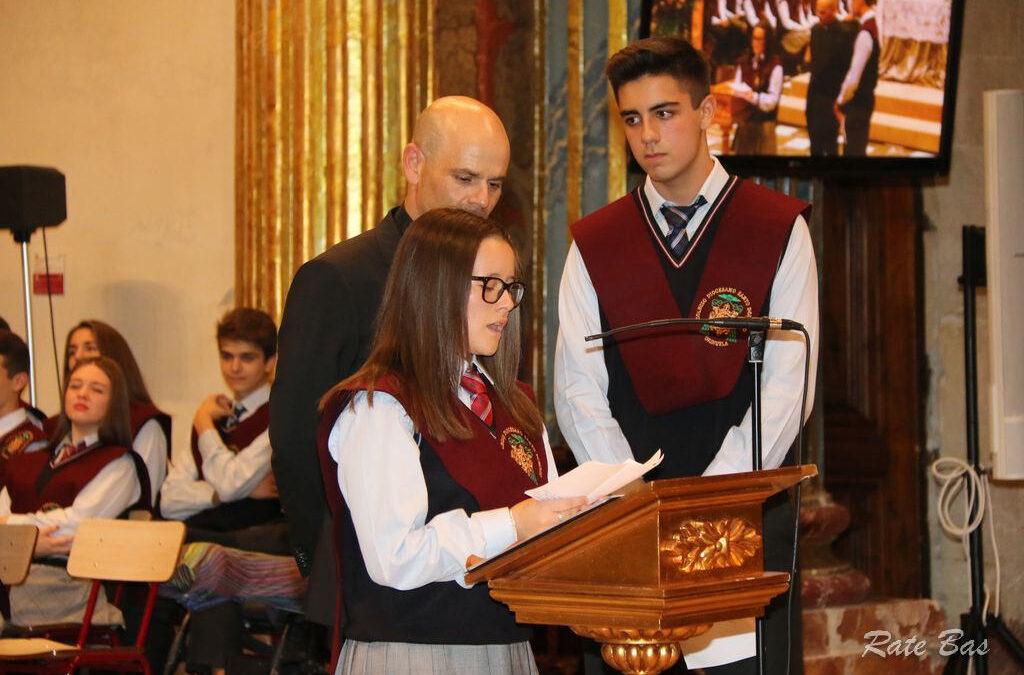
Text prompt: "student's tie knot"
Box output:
[[661, 195, 707, 258], [460, 365, 493, 427], [51, 439, 89, 467], [223, 403, 246, 432]]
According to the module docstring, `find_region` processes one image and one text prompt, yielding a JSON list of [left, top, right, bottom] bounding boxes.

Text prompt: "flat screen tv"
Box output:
[[640, 0, 965, 175]]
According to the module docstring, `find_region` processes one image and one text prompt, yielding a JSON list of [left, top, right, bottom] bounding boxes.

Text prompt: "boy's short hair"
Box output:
[[216, 308, 277, 359], [0, 330, 30, 378], [605, 36, 711, 109]]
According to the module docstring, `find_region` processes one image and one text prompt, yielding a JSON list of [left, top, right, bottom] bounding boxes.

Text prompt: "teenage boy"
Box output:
[[554, 36, 818, 674], [160, 307, 283, 675], [161, 308, 280, 531], [0, 330, 47, 463]]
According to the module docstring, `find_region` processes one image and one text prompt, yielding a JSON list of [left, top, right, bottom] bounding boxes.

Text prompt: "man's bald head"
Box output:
[[402, 96, 511, 219], [816, 0, 838, 23]]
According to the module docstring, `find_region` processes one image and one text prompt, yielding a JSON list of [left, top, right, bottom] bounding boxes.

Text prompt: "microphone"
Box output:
[[585, 316, 805, 341]]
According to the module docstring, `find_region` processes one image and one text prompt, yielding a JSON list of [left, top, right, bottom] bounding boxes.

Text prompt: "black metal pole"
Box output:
[[749, 328, 766, 471], [944, 225, 988, 675], [749, 327, 766, 675]]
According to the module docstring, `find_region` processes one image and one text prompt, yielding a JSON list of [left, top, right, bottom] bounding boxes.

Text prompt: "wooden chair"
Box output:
[[0, 524, 38, 588], [0, 518, 185, 674]]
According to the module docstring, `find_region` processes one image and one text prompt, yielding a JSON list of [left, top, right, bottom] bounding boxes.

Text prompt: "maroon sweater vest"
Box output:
[[2, 441, 132, 514], [190, 402, 270, 480], [571, 178, 809, 416], [317, 376, 547, 520]]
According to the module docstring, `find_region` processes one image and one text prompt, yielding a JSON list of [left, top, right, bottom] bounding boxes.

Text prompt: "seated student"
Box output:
[[159, 307, 289, 675], [0, 330, 48, 464], [160, 307, 283, 545], [0, 356, 142, 627], [59, 320, 171, 511], [319, 209, 586, 675]]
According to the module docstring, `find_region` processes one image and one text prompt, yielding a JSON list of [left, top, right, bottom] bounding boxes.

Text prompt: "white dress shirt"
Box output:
[[734, 58, 784, 113], [0, 432, 142, 539], [159, 384, 273, 521], [554, 158, 818, 667], [0, 407, 29, 438], [776, 0, 804, 31], [328, 360, 558, 591]]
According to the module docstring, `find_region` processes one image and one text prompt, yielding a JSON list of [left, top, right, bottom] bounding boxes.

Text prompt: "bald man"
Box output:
[[269, 96, 510, 628]]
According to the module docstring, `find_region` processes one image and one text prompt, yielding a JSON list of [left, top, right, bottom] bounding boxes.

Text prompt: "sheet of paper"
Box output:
[[525, 450, 663, 502]]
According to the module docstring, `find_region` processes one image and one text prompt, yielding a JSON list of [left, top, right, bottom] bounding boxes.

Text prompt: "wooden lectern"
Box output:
[[466, 465, 817, 674]]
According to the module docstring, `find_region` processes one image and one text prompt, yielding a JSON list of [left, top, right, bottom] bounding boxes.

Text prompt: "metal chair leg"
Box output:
[[161, 611, 191, 675]]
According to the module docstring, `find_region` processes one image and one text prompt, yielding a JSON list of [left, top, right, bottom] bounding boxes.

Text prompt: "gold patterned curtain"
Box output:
[[235, 0, 435, 319]]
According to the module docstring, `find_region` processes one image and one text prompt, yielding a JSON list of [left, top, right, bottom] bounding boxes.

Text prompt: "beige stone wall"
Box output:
[[922, 0, 1024, 645], [0, 0, 235, 454]]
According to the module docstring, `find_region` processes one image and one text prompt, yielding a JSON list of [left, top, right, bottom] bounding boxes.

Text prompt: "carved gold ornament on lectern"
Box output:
[[665, 517, 761, 573]]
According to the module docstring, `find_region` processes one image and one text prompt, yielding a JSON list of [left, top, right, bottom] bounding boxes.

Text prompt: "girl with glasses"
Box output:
[[318, 208, 585, 675]]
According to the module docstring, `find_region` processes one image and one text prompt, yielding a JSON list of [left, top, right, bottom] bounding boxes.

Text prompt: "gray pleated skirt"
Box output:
[[336, 640, 540, 675]]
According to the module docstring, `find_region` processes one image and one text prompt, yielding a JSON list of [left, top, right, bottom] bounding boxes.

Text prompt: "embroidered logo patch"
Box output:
[[499, 426, 541, 485], [695, 287, 752, 347], [1, 430, 34, 458]]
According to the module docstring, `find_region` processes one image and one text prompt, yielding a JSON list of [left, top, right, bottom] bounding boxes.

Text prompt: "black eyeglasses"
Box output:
[[471, 276, 526, 308]]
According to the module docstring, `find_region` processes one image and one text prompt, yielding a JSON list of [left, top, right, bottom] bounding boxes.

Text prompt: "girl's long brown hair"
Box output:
[[63, 319, 154, 405], [322, 208, 542, 441], [50, 356, 133, 450]]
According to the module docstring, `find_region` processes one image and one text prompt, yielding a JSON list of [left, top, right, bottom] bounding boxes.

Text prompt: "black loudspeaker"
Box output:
[[0, 165, 67, 243]]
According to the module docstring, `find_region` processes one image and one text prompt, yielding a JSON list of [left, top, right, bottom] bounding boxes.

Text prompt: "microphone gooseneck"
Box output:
[[585, 316, 805, 341]]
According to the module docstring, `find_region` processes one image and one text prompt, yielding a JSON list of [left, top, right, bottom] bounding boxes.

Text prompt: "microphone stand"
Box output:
[[587, 315, 804, 675], [748, 326, 767, 675]]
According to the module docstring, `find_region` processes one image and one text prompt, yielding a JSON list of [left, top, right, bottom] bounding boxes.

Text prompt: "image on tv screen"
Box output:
[[644, 0, 963, 172]]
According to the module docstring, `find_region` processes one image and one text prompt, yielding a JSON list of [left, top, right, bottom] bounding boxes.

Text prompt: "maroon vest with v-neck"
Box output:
[[571, 177, 808, 416], [319, 376, 547, 512], [190, 402, 270, 480], [2, 441, 132, 513], [378, 377, 547, 506]]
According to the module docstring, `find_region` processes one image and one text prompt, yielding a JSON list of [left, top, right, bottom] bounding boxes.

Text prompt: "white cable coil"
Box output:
[[930, 456, 1001, 623]]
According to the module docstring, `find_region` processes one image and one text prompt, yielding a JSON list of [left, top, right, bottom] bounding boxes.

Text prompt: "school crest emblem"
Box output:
[[1, 430, 34, 458], [695, 287, 753, 347], [499, 426, 541, 485]]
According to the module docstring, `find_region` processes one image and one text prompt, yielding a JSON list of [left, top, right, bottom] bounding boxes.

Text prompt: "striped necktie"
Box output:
[[222, 403, 246, 432], [51, 439, 89, 467], [661, 195, 707, 258], [460, 366, 493, 427]]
